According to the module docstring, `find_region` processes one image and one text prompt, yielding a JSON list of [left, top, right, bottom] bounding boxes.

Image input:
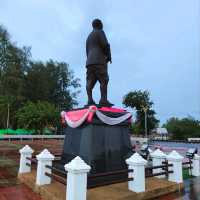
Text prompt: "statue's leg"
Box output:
[[97, 65, 113, 107], [86, 66, 97, 105], [99, 77, 108, 103]]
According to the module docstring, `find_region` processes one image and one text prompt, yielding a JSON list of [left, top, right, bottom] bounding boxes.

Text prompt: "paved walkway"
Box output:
[[0, 177, 200, 200]]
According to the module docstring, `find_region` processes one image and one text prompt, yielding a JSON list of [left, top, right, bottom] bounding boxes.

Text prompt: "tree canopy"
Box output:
[[16, 101, 59, 134], [163, 117, 200, 140], [24, 60, 80, 109], [0, 25, 80, 132], [123, 90, 159, 135]]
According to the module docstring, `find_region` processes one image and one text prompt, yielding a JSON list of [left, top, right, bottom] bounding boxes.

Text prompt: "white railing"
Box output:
[[1, 135, 65, 141], [130, 137, 148, 144], [188, 138, 200, 142], [19, 145, 198, 200]]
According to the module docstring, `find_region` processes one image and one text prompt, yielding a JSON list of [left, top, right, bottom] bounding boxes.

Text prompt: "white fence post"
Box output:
[[151, 149, 166, 178], [64, 156, 91, 200], [19, 145, 34, 174], [126, 152, 147, 193], [167, 150, 183, 183], [191, 154, 200, 177], [36, 149, 55, 186]]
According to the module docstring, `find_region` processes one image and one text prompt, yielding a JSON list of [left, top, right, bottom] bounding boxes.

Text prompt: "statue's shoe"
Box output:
[[99, 100, 114, 107], [85, 100, 96, 107]]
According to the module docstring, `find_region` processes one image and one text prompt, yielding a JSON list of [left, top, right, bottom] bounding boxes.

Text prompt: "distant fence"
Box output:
[[188, 138, 200, 142], [131, 137, 148, 144], [0, 135, 65, 142], [152, 139, 200, 144]]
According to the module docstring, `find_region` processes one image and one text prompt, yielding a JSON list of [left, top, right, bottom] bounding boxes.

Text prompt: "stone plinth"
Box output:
[[59, 115, 132, 174], [56, 111, 133, 186]]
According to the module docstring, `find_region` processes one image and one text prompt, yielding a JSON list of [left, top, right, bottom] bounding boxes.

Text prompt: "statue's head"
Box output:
[[92, 19, 103, 30]]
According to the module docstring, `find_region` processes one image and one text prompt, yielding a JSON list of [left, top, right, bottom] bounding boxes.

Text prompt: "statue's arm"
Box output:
[[99, 31, 112, 63], [107, 43, 112, 63]]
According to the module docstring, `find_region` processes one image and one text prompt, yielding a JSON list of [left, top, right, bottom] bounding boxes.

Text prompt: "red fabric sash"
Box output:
[[61, 106, 131, 127]]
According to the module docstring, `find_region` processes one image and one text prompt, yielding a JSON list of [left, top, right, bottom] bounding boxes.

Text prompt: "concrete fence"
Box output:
[[188, 138, 200, 142], [1, 134, 65, 142], [18, 146, 200, 200]]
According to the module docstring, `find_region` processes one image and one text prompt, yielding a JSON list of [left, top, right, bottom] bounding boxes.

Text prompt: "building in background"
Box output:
[[152, 128, 168, 140]]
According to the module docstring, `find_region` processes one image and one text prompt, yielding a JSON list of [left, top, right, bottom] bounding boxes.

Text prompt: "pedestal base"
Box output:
[[56, 110, 133, 185], [60, 119, 132, 170]]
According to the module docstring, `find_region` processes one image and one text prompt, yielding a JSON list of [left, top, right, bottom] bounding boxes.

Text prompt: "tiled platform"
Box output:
[[18, 170, 183, 200]]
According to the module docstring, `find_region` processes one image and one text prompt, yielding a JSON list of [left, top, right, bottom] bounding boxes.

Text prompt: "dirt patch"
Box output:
[[0, 184, 42, 200], [0, 157, 19, 187]]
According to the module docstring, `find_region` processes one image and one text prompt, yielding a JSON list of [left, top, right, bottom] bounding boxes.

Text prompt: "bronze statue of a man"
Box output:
[[86, 19, 113, 107]]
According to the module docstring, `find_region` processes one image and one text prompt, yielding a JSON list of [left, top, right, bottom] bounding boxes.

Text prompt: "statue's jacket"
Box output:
[[86, 29, 111, 67]]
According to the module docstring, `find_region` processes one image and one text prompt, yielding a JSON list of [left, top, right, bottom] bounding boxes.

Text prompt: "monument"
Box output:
[[86, 19, 113, 107], [56, 19, 133, 185], [17, 19, 186, 200]]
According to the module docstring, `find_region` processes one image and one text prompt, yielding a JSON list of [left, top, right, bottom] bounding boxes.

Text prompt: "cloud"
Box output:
[[0, 0, 199, 123]]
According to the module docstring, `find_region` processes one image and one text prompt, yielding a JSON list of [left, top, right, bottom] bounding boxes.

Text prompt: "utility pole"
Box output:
[[6, 103, 10, 129], [141, 106, 148, 138]]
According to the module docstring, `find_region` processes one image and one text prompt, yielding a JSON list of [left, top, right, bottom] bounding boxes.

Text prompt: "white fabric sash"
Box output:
[[96, 110, 132, 125], [61, 107, 131, 128]]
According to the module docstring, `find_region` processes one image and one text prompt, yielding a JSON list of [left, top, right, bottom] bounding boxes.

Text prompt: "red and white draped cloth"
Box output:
[[61, 106, 132, 128]]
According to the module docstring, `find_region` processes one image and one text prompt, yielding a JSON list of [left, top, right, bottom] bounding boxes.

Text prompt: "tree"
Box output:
[[0, 25, 12, 76], [0, 25, 81, 129], [123, 90, 159, 135], [163, 117, 200, 140], [24, 60, 80, 110], [16, 101, 59, 134], [129, 123, 141, 135], [0, 25, 31, 128], [0, 95, 16, 128], [0, 25, 31, 98]]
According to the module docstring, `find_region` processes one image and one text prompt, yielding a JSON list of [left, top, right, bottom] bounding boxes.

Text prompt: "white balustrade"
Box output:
[[126, 152, 147, 193], [167, 150, 183, 183], [191, 154, 200, 177], [64, 156, 91, 200], [19, 145, 34, 174], [151, 149, 166, 178], [36, 149, 55, 185]]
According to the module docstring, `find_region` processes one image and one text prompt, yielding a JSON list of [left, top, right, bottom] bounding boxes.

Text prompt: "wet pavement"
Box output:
[[150, 141, 200, 156], [157, 177, 200, 200]]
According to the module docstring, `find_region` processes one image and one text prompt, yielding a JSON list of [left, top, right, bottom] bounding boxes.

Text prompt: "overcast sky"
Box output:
[[0, 0, 199, 124]]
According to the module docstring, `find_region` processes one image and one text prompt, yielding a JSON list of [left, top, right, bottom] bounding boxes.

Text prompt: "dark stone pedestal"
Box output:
[[55, 114, 133, 185]]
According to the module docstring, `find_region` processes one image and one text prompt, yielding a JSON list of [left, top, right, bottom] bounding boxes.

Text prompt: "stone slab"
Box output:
[[18, 170, 184, 200]]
